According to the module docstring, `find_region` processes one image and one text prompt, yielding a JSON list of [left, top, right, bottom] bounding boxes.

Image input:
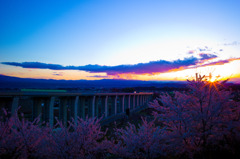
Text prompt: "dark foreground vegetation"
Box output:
[[1, 76, 240, 159]]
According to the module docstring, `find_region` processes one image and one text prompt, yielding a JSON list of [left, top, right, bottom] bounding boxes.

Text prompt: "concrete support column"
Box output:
[[32, 98, 42, 121], [139, 95, 141, 106], [49, 96, 55, 128], [60, 98, 68, 126], [104, 96, 108, 118], [140, 95, 143, 106], [137, 95, 139, 107], [133, 95, 135, 109], [114, 95, 117, 115], [99, 96, 105, 117], [128, 95, 131, 109], [122, 95, 125, 113], [81, 97, 86, 119], [11, 96, 19, 117], [95, 96, 99, 118], [74, 96, 79, 123], [92, 96, 96, 118]]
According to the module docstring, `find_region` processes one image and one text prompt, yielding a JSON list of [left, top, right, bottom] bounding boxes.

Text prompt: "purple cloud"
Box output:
[[1, 53, 219, 75], [198, 57, 240, 67], [198, 53, 217, 60]]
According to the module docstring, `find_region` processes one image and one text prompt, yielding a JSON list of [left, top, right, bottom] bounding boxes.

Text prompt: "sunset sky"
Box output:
[[0, 0, 240, 83]]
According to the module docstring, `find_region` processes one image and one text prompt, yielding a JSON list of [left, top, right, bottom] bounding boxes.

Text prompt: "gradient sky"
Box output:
[[0, 0, 240, 82]]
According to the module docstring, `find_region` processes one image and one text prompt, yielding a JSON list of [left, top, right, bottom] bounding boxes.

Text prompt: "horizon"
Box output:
[[0, 0, 240, 83]]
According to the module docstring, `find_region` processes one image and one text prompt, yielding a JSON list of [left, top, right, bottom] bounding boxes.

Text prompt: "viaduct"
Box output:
[[0, 92, 153, 127]]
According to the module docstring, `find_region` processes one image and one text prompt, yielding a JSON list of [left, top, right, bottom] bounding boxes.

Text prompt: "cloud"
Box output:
[[52, 73, 63, 76], [223, 41, 240, 46], [198, 46, 211, 52], [3, 53, 232, 75], [197, 57, 240, 68], [188, 50, 195, 54], [198, 53, 217, 59]]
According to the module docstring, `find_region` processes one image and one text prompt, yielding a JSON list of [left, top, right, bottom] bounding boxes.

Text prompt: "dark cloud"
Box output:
[[1, 53, 221, 75]]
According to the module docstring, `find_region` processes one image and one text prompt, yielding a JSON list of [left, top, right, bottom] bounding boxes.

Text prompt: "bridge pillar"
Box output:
[[114, 95, 117, 115], [80, 96, 86, 119], [121, 95, 125, 113], [74, 96, 79, 123], [143, 95, 145, 105], [96, 96, 104, 118], [49, 96, 55, 128], [11, 96, 19, 117], [59, 98, 68, 126], [108, 96, 113, 116], [95, 96, 99, 118], [128, 95, 131, 109], [139, 95, 141, 106], [104, 96, 108, 118], [32, 98, 42, 122], [142, 95, 145, 105], [92, 96, 96, 117], [133, 95, 135, 109], [137, 95, 139, 107]]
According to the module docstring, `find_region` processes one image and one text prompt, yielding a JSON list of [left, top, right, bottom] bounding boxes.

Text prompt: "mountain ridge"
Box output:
[[0, 74, 188, 89]]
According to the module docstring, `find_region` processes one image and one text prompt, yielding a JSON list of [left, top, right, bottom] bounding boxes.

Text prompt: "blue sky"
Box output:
[[0, 0, 240, 82]]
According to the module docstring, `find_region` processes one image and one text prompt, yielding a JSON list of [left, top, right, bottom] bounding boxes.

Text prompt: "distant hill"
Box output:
[[0, 74, 187, 89]]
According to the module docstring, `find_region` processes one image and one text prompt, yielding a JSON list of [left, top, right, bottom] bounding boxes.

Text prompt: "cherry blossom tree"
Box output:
[[46, 117, 109, 159], [0, 108, 109, 159], [0, 109, 18, 158], [150, 74, 240, 157], [0, 109, 50, 159], [110, 117, 167, 159]]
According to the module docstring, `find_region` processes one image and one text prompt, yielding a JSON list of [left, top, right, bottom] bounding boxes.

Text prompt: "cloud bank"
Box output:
[[3, 53, 238, 76]]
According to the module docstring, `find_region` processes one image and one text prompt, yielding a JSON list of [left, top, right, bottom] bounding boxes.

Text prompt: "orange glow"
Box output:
[[168, 66, 186, 72]]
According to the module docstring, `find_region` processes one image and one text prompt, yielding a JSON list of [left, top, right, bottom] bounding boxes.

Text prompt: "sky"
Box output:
[[0, 0, 240, 83]]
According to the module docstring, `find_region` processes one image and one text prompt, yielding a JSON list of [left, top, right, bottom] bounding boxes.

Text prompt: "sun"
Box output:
[[209, 77, 216, 83]]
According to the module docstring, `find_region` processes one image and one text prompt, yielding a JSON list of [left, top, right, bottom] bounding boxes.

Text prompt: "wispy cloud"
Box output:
[[3, 53, 238, 76], [52, 72, 64, 76], [197, 57, 240, 67], [223, 41, 240, 46]]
